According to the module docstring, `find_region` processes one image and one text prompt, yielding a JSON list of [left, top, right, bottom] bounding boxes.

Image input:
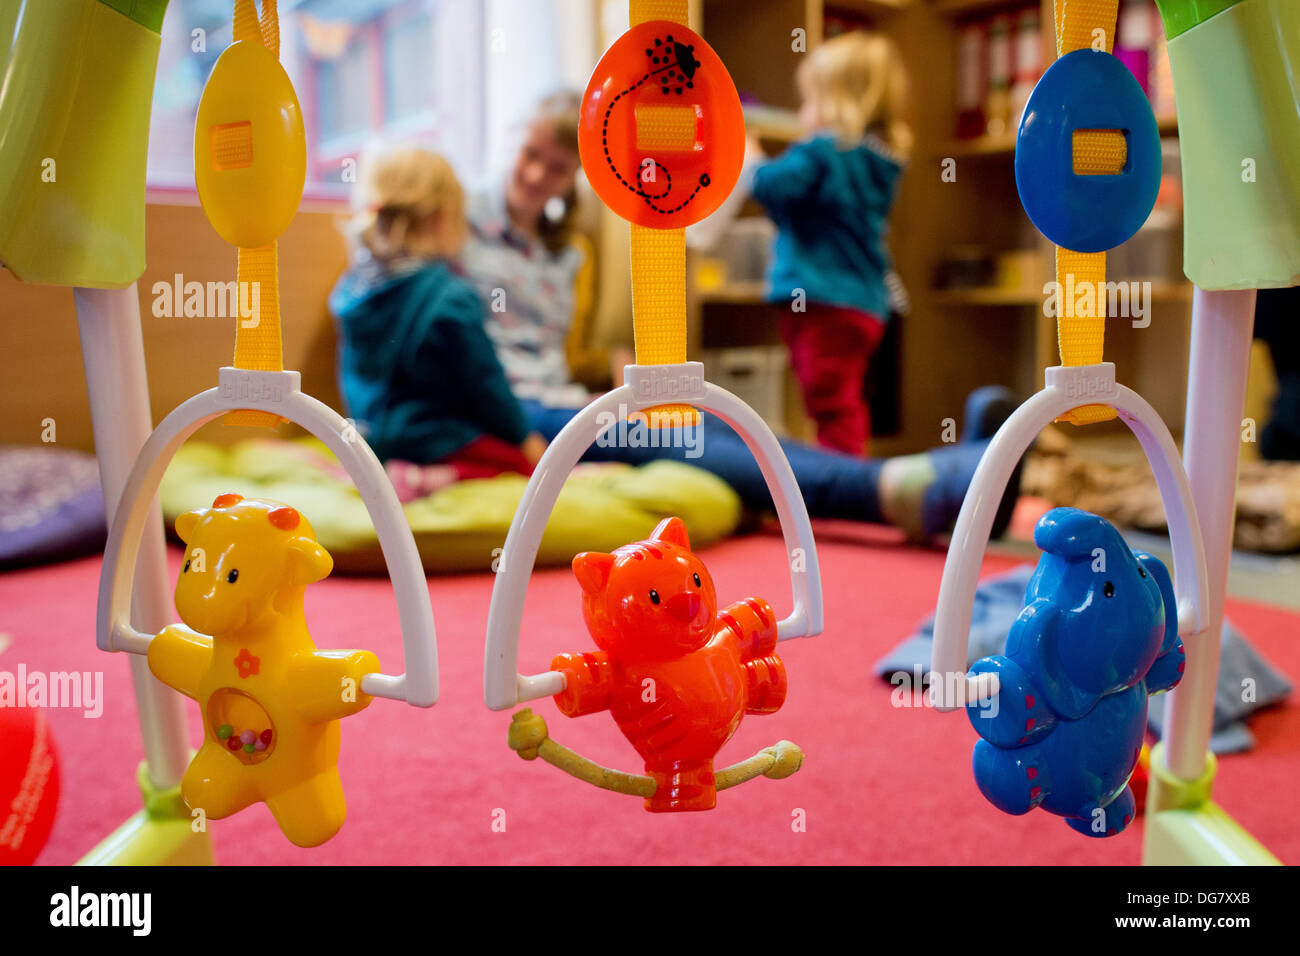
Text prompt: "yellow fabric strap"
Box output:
[[225, 243, 284, 427], [1054, 0, 1118, 55], [627, 0, 694, 426], [1052, 0, 1122, 424], [227, 0, 285, 428], [233, 0, 278, 54], [629, 225, 695, 425], [630, 0, 687, 26]]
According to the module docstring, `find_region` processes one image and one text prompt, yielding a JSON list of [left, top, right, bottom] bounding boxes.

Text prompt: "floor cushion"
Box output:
[[0, 446, 105, 569], [159, 438, 741, 574]]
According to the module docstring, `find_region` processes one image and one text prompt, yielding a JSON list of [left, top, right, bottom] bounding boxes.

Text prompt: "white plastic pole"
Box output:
[[1160, 287, 1257, 780], [74, 285, 192, 789]]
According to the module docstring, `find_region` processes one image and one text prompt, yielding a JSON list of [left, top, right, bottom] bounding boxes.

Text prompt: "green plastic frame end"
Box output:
[[96, 0, 169, 34], [75, 761, 214, 866], [1154, 0, 1248, 39], [1142, 743, 1281, 865]]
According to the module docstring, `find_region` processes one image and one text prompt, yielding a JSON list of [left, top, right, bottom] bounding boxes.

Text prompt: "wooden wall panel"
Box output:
[[0, 199, 350, 452]]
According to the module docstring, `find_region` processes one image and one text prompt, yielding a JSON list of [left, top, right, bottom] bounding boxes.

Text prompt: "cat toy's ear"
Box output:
[[650, 516, 691, 551], [573, 551, 616, 594]]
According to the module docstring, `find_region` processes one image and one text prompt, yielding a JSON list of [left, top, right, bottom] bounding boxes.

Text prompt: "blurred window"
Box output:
[[150, 0, 588, 197]]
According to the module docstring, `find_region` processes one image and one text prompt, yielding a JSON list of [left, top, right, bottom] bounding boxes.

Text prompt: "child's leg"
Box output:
[[852, 311, 886, 454], [441, 435, 534, 480], [783, 307, 884, 456], [522, 393, 1021, 540], [384, 435, 533, 502]]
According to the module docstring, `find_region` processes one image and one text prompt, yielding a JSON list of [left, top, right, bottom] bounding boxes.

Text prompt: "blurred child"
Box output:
[[329, 146, 545, 500], [752, 31, 911, 456]]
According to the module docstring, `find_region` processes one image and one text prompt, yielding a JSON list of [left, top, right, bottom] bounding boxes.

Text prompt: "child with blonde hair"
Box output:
[[752, 31, 911, 456], [330, 145, 544, 498]]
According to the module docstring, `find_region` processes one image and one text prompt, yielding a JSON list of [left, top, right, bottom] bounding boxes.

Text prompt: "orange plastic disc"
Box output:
[[578, 20, 744, 229]]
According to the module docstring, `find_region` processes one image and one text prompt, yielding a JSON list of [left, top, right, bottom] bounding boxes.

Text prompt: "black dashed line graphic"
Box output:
[[597, 35, 710, 217]]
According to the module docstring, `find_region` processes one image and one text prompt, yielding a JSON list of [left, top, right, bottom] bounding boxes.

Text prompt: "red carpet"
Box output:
[[3, 522, 1297, 865]]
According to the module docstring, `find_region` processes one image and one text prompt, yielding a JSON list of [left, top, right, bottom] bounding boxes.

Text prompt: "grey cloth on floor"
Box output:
[[877, 564, 1293, 754]]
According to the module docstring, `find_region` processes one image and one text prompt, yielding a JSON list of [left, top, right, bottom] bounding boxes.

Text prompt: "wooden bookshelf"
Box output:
[[935, 283, 1192, 307], [686, 0, 1192, 453], [934, 0, 1031, 15], [836, 0, 915, 12], [941, 113, 1178, 157]]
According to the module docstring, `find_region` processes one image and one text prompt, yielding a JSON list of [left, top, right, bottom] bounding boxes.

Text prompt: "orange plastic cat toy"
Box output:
[[509, 517, 802, 811]]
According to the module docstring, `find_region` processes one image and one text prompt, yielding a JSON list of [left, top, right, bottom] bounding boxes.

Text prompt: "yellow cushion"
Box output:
[[160, 438, 741, 574]]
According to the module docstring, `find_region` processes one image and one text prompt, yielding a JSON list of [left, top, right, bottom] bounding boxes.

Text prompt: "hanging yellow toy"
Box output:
[[96, 0, 440, 852], [148, 494, 379, 847]]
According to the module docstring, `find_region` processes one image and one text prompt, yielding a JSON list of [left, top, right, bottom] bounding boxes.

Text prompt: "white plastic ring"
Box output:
[[929, 364, 1209, 711], [96, 368, 439, 707], [484, 364, 823, 711]]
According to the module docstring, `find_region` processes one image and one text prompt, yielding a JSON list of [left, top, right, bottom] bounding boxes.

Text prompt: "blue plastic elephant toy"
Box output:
[[965, 507, 1186, 837]]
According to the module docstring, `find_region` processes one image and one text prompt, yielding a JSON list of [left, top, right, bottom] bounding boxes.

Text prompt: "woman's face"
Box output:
[[506, 119, 580, 227]]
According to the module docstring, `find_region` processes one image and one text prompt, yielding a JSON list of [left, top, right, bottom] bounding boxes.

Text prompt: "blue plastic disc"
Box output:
[[1015, 49, 1162, 254]]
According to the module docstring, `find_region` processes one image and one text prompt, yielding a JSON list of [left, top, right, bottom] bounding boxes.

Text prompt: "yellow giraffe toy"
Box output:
[[146, 493, 380, 847]]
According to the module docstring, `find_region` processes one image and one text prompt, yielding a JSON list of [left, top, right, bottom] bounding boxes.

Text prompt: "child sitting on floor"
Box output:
[[329, 145, 544, 500], [752, 31, 911, 457]]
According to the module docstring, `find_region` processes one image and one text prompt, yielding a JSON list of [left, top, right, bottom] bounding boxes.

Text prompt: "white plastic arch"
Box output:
[[97, 367, 439, 707], [484, 362, 823, 711], [929, 363, 1209, 712]]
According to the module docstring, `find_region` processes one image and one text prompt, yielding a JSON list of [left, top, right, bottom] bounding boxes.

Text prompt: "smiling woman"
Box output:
[[463, 91, 587, 397]]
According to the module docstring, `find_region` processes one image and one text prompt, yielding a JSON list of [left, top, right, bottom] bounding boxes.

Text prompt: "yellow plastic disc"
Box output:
[[194, 38, 305, 249]]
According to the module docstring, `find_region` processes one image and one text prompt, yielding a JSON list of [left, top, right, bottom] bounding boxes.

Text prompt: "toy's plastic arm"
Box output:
[[289, 650, 381, 722], [744, 654, 787, 715], [550, 651, 613, 717], [716, 598, 787, 713], [717, 597, 779, 661], [507, 709, 803, 796], [965, 654, 1058, 748], [1145, 635, 1186, 695], [1137, 549, 1187, 695], [146, 624, 213, 700]]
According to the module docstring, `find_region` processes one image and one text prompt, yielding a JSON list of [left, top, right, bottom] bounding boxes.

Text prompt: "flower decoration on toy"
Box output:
[[578, 20, 744, 228], [508, 517, 802, 811], [964, 508, 1185, 837], [146, 494, 379, 847]]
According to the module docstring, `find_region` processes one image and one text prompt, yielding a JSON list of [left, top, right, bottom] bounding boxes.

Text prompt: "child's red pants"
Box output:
[[780, 304, 886, 456]]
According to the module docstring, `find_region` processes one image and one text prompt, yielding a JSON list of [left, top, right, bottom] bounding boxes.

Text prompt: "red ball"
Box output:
[[0, 705, 60, 865]]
